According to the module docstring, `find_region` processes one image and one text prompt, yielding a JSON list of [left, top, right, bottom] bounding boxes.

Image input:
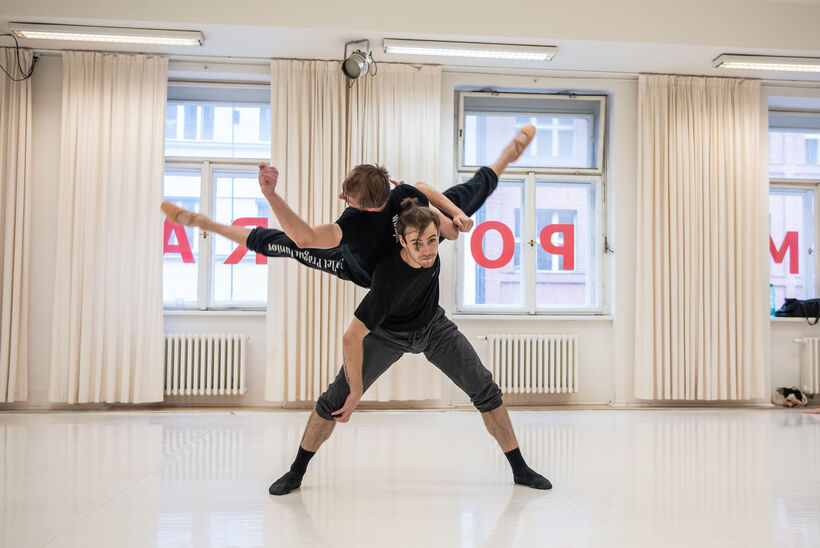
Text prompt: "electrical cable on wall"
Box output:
[[0, 33, 38, 81]]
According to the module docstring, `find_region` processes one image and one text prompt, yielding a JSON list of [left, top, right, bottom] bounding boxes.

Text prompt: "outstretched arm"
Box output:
[[414, 181, 474, 233], [259, 163, 343, 249], [333, 318, 370, 423]]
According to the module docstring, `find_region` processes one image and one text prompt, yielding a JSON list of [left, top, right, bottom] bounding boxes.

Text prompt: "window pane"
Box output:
[[163, 169, 201, 307], [165, 101, 271, 159], [769, 189, 815, 309], [535, 182, 596, 308], [211, 169, 269, 306], [768, 130, 820, 179], [461, 180, 525, 309], [463, 115, 594, 169]]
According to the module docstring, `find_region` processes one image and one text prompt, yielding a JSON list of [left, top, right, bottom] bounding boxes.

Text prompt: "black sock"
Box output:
[[504, 447, 552, 490], [290, 446, 315, 476], [268, 447, 315, 496]]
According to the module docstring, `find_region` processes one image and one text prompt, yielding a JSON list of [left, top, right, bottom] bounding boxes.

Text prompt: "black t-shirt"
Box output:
[[335, 185, 429, 276], [354, 248, 440, 332]]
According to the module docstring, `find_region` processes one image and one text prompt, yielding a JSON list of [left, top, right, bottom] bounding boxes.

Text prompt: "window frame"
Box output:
[[769, 179, 819, 305], [454, 91, 608, 316], [165, 99, 273, 159], [457, 91, 606, 176], [768, 109, 820, 307], [164, 156, 269, 312], [455, 173, 606, 316], [163, 83, 271, 312]]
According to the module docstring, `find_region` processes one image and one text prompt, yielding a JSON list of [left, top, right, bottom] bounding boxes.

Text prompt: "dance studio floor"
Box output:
[[1, 408, 819, 548]]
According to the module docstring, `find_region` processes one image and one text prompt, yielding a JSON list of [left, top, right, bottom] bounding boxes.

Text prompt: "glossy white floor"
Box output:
[[1, 409, 819, 548]]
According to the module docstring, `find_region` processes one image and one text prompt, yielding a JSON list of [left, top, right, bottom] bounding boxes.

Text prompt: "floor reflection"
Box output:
[[1, 409, 819, 547]]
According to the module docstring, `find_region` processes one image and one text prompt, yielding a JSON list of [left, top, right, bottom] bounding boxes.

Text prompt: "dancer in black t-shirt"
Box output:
[[268, 199, 552, 495], [161, 125, 535, 287]]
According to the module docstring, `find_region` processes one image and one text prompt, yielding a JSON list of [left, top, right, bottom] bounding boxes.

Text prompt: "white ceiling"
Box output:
[[2, 0, 820, 83]]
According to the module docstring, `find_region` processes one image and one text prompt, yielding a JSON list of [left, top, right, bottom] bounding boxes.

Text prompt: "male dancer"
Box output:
[[268, 199, 552, 495], [161, 125, 535, 287]]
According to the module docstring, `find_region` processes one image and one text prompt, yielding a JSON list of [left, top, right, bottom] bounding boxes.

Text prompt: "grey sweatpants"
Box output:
[[315, 307, 503, 420]]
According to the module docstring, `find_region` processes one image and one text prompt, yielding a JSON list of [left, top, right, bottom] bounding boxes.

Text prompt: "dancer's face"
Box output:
[[399, 222, 439, 268]]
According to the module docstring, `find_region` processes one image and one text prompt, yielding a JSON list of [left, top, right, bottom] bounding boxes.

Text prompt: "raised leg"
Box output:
[[441, 125, 536, 219], [161, 201, 251, 246], [490, 124, 536, 176]]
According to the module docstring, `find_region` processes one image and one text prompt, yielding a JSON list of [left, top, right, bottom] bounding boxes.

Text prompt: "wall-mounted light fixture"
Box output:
[[714, 54, 820, 73], [383, 39, 556, 62], [9, 22, 204, 46], [341, 39, 374, 81]]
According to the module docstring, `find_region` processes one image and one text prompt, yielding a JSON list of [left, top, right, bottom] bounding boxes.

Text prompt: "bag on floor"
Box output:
[[775, 298, 820, 325], [773, 387, 808, 407]]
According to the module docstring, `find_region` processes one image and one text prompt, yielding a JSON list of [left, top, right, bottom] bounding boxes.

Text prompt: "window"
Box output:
[[769, 110, 820, 310], [768, 111, 820, 179], [162, 85, 271, 310], [460, 93, 601, 171], [769, 188, 815, 309], [457, 92, 606, 314], [807, 137, 820, 166]]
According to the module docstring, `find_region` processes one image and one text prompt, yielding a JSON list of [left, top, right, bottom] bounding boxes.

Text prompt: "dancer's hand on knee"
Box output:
[[332, 391, 362, 423], [453, 213, 473, 233]]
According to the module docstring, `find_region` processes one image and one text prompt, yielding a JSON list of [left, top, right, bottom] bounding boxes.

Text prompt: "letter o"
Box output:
[[470, 221, 515, 269]]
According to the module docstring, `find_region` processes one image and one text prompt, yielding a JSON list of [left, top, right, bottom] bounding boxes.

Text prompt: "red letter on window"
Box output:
[[164, 219, 195, 263], [540, 224, 575, 271], [225, 217, 269, 265], [770, 231, 799, 274], [470, 221, 515, 269]]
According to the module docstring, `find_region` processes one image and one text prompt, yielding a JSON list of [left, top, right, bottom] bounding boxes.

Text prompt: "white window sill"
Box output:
[[164, 310, 266, 317], [451, 314, 614, 321], [771, 316, 819, 323]]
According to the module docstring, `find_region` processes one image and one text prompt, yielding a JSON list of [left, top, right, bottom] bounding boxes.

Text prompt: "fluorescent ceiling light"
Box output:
[[383, 39, 555, 62], [714, 54, 820, 73], [9, 23, 204, 46]]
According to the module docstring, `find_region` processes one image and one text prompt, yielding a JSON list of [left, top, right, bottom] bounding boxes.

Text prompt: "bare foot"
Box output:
[[258, 162, 279, 199], [161, 201, 203, 227]]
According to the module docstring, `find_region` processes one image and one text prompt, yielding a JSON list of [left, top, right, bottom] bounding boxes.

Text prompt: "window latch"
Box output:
[[528, 239, 536, 247]]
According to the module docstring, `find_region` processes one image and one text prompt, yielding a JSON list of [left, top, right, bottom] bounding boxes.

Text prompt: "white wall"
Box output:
[[5, 55, 820, 410], [3, 0, 819, 51]]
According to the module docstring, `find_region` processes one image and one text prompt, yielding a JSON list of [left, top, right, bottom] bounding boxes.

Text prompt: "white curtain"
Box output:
[[634, 74, 766, 400], [49, 52, 167, 403], [0, 48, 33, 402], [348, 63, 443, 402], [265, 60, 354, 402], [265, 61, 443, 403]]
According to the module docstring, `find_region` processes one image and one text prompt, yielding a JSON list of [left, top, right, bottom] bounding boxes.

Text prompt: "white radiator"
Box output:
[[795, 338, 820, 395], [164, 334, 248, 396], [486, 334, 579, 394]]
